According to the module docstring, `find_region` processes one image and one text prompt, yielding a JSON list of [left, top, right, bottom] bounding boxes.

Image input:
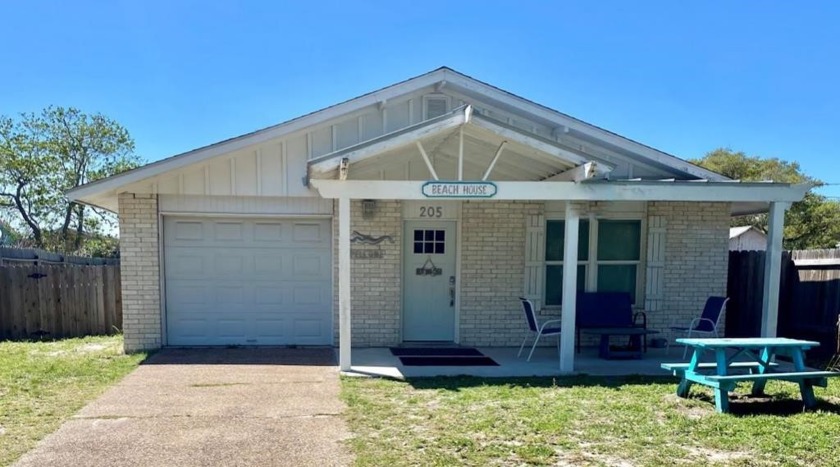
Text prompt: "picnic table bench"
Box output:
[[661, 337, 840, 413]]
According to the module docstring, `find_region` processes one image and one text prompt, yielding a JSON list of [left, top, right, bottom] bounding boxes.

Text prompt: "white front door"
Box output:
[[402, 220, 457, 341]]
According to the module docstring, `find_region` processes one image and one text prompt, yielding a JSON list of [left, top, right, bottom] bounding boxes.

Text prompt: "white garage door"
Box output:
[[163, 217, 332, 346]]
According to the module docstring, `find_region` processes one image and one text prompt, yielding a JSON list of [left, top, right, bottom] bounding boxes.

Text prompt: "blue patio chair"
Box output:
[[517, 297, 562, 361], [669, 296, 729, 358]]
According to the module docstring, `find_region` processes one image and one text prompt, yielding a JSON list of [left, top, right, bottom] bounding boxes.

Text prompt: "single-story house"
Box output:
[[68, 67, 808, 372], [729, 226, 768, 251]]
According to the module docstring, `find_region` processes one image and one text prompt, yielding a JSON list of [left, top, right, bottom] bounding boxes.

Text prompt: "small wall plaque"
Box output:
[[351, 249, 384, 259]]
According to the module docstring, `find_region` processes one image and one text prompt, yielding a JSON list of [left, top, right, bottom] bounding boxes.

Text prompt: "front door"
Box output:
[[403, 220, 457, 341]]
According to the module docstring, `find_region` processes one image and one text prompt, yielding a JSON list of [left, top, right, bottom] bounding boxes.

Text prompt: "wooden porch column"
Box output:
[[761, 201, 789, 337], [559, 203, 580, 372], [338, 197, 352, 370]]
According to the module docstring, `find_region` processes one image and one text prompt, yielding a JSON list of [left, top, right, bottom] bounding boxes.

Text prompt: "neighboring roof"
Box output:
[[730, 226, 766, 239], [68, 66, 729, 205]]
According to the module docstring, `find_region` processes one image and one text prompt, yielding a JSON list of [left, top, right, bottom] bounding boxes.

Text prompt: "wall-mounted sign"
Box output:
[[421, 181, 497, 199], [351, 249, 384, 259]]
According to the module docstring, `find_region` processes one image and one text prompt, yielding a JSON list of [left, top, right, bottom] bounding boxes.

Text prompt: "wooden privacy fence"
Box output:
[[0, 247, 119, 265], [727, 249, 840, 358], [0, 264, 122, 340]]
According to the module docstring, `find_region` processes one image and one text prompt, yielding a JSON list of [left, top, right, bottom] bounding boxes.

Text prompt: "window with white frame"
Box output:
[[544, 219, 642, 306]]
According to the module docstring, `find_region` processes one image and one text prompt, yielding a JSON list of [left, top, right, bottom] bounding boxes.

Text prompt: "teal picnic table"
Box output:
[[661, 337, 840, 413]]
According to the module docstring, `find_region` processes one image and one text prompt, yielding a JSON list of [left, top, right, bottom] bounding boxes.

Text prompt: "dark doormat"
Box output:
[[390, 347, 483, 357], [398, 356, 499, 366]]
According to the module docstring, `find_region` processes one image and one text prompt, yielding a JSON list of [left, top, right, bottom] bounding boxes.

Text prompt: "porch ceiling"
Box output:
[[307, 106, 611, 182]]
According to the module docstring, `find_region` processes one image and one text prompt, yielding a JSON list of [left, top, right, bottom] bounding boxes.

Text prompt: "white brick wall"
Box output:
[[647, 201, 731, 339], [332, 200, 402, 347], [118, 193, 161, 352], [115, 194, 729, 352], [459, 201, 543, 346]]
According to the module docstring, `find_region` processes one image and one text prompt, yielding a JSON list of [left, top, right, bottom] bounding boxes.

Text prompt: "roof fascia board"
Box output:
[[441, 69, 726, 181], [470, 113, 611, 169], [68, 69, 448, 201], [311, 179, 811, 202]]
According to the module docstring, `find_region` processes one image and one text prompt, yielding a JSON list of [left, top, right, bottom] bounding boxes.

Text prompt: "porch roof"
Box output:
[[307, 105, 810, 212], [307, 106, 615, 183]]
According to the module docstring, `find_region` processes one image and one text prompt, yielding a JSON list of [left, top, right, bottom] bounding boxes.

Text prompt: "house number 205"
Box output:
[[419, 206, 443, 218]]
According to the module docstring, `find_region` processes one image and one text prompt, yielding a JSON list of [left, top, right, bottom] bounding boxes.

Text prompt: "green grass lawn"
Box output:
[[0, 335, 146, 466], [342, 375, 840, 466]]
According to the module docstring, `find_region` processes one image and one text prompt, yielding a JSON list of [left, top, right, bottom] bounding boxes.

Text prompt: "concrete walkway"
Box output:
[[15, 348, 352, 467]]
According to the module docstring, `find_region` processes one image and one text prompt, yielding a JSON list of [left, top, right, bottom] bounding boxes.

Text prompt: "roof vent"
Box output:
[[423, 95, 450, 119]]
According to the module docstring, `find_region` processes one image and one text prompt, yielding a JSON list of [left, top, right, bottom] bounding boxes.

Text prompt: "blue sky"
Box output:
[[3, 1, 839, 196]]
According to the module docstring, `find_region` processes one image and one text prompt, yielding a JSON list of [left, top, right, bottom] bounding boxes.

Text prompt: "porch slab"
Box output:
[[347, 346, 682, 378]]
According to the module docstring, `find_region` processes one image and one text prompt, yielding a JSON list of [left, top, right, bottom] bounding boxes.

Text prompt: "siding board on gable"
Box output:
[[208, 159, 231, 195], [385, 101, 411, 133], [260, 144, 284, 196], [361, 111, 383, 141], [310, 126, 333, 158], [236, 151, 258, 196], [183, 170, 204, 195], [335, 119, 359, 149]]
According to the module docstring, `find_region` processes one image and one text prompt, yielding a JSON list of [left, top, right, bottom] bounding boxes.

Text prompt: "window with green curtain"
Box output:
[[596, 220, 641, 302], [545, 265, 587, 306], [545, 220, 589, 261], [597, 220, 641, 261], [543, 218, 642, 306]]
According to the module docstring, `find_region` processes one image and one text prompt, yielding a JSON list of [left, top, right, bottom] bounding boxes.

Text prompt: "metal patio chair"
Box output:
[[669, 296, 729, 358], [517, 297, 562, 362]]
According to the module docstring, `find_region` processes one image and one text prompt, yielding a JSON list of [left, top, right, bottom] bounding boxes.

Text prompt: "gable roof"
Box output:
[[68, 66, 729, 207]]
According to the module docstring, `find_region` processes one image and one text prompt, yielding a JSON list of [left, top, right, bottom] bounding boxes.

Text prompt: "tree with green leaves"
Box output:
[[691, 148, 840, 250], [0, 107, 142, 253]]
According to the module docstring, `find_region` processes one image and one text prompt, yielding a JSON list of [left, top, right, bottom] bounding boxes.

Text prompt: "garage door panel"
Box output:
[[167, 254, 207, 276], [253, 222, 284, 242], [253, 318, 286, 338], [292, 254, 326, 277], [254, 285, 284, 305], [167, 283, 210, 306], [292, 222, 328, 243], [214, 221, 245, 241], [254, 254, 284, 274], [217, 319, 247, 338], [171, 221, 205, 241], [216, 286, 246, 304], [214, 255, 245, 276], [292, 285, 326, 306], [293, 319, 323, 338], [164, 217, 332, 346]]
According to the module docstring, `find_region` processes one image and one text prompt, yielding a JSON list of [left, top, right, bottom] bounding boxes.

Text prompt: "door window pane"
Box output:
[[597, 265, 637, 302], [545, 220, 589, 261], [597, 220, 641, 261], [414, 229, 445, 255], [544, 265, 587, 306]]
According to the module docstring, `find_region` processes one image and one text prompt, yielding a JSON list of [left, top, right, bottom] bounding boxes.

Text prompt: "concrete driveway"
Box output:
[[15, 348, 352, 467]]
